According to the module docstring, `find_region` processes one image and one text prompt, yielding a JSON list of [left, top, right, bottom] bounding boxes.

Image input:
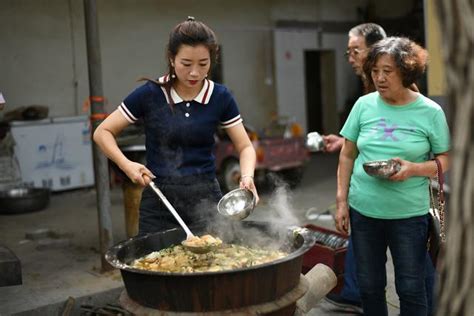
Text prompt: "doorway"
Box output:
[[304, 50, 338, 134], [305, 51, 322, 133]]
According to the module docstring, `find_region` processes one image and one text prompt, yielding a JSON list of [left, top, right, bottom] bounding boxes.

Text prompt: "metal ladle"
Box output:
[[148, 182, 218, 254]]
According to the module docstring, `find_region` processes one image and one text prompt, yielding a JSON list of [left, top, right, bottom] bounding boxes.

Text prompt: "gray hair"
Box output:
[[348, 23, 387, 47]]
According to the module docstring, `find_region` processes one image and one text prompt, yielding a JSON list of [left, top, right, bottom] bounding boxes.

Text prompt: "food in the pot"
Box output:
[[182, 234, 222, 248], [131, 243, 287, 273]]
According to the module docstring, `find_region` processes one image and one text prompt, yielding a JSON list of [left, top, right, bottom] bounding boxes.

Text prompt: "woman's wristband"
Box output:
[[240, 174, 254, 180]]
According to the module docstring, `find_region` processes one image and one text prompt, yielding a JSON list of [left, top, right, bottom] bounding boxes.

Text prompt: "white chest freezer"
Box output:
[[9, 115, 95, 191]]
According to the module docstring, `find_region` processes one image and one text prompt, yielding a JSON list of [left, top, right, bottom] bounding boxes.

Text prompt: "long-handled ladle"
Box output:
[[148, 181, 219, 254]]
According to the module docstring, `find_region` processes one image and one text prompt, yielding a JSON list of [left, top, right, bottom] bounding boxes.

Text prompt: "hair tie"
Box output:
[[187, 16, 195, 21]]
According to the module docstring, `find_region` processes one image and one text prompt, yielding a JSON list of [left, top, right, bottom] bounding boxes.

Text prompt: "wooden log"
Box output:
[[122, 181, 143, 237], [296, 263, 337, 313]]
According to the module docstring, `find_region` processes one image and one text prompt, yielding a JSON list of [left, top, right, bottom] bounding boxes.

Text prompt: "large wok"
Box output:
[[106, 221, 315, 312], [0, 187, 50, 214]]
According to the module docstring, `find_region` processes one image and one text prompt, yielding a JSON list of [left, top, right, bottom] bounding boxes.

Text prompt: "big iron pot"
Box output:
[[106, 221, 315, 312], [0, 187, 50, 214]]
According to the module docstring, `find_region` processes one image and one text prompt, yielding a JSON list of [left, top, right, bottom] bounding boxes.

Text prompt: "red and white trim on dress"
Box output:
[[159, 75, 214, 105], [194, 79, 214, 104], [220, 115, 242, 129], [119, 102, 138, 123]]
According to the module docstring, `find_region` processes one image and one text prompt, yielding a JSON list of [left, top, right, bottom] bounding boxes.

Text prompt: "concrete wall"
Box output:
[[0, 0, 418, 130], [0, 0, 86, 117], [274, 30, 350, 132], [0, 0, 280, 128]]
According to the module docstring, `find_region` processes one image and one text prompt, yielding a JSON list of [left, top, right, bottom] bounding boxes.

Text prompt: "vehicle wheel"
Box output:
[[279, 167, 304, 188], [221, 159, 241, 192]]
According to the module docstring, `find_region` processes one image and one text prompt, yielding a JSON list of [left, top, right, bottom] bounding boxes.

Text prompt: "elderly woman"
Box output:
[[335, 37, 450, 316]]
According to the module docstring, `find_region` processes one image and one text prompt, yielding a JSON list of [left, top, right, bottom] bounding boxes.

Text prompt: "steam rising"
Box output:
[[199, 176, 302, 252], [267, 183, 300, 227]]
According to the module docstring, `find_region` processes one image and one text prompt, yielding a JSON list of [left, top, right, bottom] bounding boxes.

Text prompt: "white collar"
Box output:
[[158, 75, 214, 105]]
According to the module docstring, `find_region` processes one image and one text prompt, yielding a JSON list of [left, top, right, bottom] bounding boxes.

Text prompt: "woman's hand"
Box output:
[[239, 175, 260, 204], [335, 200, 350, 234], [122, 161, 155, 186], [323, 134, 344, 153], [390, 154, 449, 181], [389, 157, 414, 181]]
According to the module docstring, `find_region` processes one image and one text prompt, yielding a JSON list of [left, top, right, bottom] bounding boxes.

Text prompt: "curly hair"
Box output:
[[363, 37, 428, 88]]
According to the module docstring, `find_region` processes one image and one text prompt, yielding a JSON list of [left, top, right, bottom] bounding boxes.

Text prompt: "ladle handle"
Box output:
[[148, 182, 194, 238]]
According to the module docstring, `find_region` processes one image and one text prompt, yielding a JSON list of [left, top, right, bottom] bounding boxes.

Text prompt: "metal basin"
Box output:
[[217, 188, 256, 220], [0, 187, 50, 214], [306, 131, 325, 152], [363, 159, 401, 179]]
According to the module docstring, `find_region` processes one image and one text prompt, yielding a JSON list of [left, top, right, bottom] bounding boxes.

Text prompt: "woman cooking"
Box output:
[[335, 37, 450, 316], [93, 17, 258, 235]]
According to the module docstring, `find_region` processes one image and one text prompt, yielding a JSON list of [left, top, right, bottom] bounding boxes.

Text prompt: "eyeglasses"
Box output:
[[345, 48, 366, 57]]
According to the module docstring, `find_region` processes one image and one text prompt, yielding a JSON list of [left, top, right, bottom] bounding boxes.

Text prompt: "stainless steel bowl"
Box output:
[[306, 131, 325, 152], [363, 159, 401, 179], [217, 188, 256, 220], [0, 187, 50, 214]]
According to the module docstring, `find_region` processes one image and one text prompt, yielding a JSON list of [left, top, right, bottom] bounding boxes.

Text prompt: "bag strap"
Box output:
[[433, 158, 446, 242], [434, 158, 445, 202]]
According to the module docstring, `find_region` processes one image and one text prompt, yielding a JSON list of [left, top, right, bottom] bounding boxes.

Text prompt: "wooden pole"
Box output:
[[83, 0, 113, 271], [434, 0, 474, 315]]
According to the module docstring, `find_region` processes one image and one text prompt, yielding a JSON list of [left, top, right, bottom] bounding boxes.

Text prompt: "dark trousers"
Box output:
[[350, 208, 430, 316], [340, 235, 360, 303], [340, 235, 436, 315], [138, 177, 222, 235]]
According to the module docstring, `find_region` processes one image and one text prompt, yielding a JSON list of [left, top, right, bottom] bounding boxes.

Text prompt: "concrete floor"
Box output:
[[0, 187, 126, 315], [0, 154, 400, 315]]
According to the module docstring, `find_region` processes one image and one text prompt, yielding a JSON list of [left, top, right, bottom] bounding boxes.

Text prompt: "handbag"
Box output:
[[427, 158, 446, 267]]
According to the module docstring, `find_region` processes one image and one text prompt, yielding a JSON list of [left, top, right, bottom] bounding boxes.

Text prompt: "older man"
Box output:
[[323, 23, 386, 153]]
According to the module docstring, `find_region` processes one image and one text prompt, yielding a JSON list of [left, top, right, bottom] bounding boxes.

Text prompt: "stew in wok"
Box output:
[[131, 241, 287, 273]]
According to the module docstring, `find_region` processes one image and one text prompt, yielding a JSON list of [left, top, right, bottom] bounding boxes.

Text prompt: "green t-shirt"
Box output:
[[340, 92, 450, 219]]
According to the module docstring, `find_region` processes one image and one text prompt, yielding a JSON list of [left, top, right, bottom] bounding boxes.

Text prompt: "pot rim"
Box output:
[[0, 187, 51, 198]]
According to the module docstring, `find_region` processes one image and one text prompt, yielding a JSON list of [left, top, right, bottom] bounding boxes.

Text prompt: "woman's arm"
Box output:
[[93, 109, 155, 186], [336, 139, 358, 234], [225, 123, 259, 202], [390, 152, 449, 181]]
